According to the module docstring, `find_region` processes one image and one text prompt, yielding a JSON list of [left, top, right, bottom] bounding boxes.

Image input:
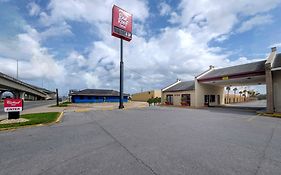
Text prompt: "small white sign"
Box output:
[[4, 107, 23, 112]]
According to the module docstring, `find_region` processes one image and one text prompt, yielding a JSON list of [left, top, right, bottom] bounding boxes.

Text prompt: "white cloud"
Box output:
[[42, 0, 149, 26], [269, 42, 281, 48], [158, 2, 171, 16], [237, 15, 273, 33], [0, 25, 65, 82], [27, 2, 41, 16], [40, 22, 73, 40], [177, 0, 281, 42]]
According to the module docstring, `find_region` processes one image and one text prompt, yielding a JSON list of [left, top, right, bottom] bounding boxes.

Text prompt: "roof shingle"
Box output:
[[163, 81, 195, 92], [198, 60, 266, 80]]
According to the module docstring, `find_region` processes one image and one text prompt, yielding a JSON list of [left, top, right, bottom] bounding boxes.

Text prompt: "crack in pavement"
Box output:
[[93, 119, 159, 175], [254, 123, 277, 175]]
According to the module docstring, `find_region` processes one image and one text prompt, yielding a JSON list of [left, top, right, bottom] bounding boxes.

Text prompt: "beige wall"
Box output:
[[273, 70, 281, 112], [194, 80, 225, 107], [131, 90, 161, 102], [162, 90, 195, 106]]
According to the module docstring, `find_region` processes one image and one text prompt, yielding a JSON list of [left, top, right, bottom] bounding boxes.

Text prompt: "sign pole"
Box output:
[[56, 88, 59, 106], [119, 39, 124, 109]]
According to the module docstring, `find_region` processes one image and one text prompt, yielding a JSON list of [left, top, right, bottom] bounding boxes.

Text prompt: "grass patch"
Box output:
[[0, 112, 60, 129], [50, 101, 71, 107]]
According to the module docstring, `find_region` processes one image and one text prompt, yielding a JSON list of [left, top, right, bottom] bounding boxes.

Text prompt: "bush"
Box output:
[[147, 97, 161, 106], [147, 98, 153, 106]]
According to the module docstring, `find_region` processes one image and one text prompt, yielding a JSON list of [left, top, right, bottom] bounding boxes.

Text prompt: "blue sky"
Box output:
[[0, 0, 281, 95]]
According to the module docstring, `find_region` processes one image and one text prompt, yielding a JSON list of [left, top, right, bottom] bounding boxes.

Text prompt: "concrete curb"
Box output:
[[55, 111, 64, 123], [256, 111, 281, 118]]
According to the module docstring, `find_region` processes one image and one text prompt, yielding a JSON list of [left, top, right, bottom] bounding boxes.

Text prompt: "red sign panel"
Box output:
[[4, 99, 23, 112], [112, 5, 132, 41]]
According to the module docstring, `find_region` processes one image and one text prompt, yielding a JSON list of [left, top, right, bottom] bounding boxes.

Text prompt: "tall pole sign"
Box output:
[[112, 5, 132, 109]]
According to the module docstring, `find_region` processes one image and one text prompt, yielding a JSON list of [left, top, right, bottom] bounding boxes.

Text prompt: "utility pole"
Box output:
[[16, 59, 18, 79]]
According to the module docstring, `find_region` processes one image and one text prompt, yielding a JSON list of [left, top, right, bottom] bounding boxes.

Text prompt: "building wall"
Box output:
[[72, 95, 128, 103], [273, 70, 281, 112], [131, 90, 161, 102], [162, 90, 195, 106], [195, 79, 225, 107]]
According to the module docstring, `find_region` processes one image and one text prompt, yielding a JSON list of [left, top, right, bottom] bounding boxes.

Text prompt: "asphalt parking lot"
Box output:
[[0, 107, 281, 175]]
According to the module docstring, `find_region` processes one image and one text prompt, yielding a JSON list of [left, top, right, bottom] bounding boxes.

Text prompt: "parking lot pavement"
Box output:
[[0, 107, 281, 175]]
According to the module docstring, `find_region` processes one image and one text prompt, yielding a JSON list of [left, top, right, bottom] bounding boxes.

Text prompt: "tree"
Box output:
[[239, 91, 243, 102], [243, 89, 247, 101], [226, 86, 231, 103], [147, 98, 153, 106], [155, 97, 161, 104], [233, 87, 238, 103]]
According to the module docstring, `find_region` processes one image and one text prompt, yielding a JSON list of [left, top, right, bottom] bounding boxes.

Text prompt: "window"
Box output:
[[210, 95, 216, 102], [181, 94, 191, 106], [79, 96, 84, 100], [166, 95, 173, 105]]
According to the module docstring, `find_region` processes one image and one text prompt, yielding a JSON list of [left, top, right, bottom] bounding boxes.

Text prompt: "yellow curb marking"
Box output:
[[75, 109, 90, 112], [55, 112, 64, 123], [247, 115, 258, 122]]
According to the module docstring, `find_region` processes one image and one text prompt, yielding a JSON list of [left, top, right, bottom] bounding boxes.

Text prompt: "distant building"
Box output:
[[69, 89, 129, 103], [131, 90, 161, 102], [162, 80, 195, 106]]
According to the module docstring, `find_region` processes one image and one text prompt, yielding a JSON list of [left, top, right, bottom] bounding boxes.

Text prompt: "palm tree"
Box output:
[[239, 91, 243, 102], [233, 87, 238, 103], [226, 86, 231, 104], [243, 89, 247, 101]]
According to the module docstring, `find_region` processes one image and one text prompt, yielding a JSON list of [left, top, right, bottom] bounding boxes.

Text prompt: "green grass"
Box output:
[[50, 101, 71, 107], [0, 112, 60, 129]]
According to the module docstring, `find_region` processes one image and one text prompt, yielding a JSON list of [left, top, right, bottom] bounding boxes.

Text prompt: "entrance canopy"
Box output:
[[197, 60, 266, 86]]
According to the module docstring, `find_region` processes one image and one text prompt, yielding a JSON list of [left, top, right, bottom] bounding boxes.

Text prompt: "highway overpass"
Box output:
[[0, 72, 55, 100]]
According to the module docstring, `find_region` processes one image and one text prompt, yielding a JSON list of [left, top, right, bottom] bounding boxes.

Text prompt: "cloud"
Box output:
[[176, 0, 281, 42], [237, 15, 273, 33], [0, 25, 65, 82], [41, 0, 149, 26], [40, 22, 73, 40], [27, 2, 41, 16], [158, 2, 171, 16], [269, 42, 281, 48]]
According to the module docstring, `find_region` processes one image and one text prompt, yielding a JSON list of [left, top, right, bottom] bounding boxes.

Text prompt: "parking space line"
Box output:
[[247, 115, 259, 122]]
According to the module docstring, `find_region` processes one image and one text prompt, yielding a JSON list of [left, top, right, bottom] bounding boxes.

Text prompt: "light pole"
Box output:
[[16, 59, 19, 79]]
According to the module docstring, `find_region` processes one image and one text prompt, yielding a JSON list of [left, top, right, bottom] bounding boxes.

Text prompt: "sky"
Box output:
[[0, 0, 281, 95]]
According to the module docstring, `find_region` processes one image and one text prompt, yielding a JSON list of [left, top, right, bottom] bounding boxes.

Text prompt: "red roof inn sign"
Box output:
[[4, 99, 23, 112], [112, 5, 132, 41]]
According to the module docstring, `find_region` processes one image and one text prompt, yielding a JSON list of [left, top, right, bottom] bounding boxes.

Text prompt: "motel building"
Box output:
[[162, 47, 281, 113], [69, 89, 129, 103]]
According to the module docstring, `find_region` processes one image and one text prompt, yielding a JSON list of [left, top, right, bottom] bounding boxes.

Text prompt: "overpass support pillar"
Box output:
[[19, 92, 25, 101]]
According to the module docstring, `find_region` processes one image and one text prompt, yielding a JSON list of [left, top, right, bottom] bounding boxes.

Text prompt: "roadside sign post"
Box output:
[[56, 88, 59, 106], [4, 98, 23, 119], [119, 39, 124, 109], [111, 5, 132, 109]]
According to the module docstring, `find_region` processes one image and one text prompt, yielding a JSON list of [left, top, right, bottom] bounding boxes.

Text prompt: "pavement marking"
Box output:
[[75, 109, 90, 112], [247, 115, 259, 122], [55, 111, 64, 123]]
